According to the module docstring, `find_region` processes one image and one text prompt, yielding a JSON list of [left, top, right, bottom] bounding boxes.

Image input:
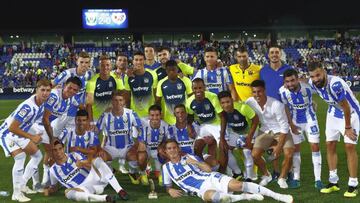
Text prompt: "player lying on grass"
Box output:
[[162, 139, 294, 203], [44, 139, 129, 202]]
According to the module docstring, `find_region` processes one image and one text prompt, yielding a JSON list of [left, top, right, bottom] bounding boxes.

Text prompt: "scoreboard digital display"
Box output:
[[82, 9, 128, 29]]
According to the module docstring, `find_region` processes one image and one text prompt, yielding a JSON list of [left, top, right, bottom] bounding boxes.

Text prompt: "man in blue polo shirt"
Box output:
[[260, 44, 293, 101], [260, 44, 293, 181]]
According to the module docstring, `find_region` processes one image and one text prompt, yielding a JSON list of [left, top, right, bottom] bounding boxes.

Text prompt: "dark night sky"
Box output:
[[0, 0, 359, 33]]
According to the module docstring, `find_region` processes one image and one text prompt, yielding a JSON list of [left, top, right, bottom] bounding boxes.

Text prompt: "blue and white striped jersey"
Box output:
[[44, 88, 80, 118], [162, 154, 211, 195], [139, 120, 169, 150], [193, 67, 233, 94], [0, 95, 44, 135], [49, 152, 90, 188], [168, 124, 198, 154], [279, 82, 317, 123], [309, 75, 360, 119], [59, 127, 100, 156], [97, 108, 142, 149], [53, 68, 93, 115]]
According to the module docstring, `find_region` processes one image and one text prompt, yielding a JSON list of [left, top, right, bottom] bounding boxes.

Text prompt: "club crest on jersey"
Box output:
[[177, 84, 182, 90], [144, 78, 149, 83], [248, 70, 253, 75], [123, 116, 128, 123], [204, 104, 210, 111], [109, 82, 113, 88], [84, 134, 90, 142], [234, 114, 239, 120], [216, 70, 221, 75]]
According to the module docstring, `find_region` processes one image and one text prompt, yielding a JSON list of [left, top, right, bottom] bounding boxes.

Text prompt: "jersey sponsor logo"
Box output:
[[198, 112, 214, 118], [95, 91, 112, 97], [109, 129, 129, 135], [166, 94, 183, 100], [206, 83, 222, 88], [235, 82, 251, 87], [133, 86, 149, 92], [62, 168, 81, 183], [292, 103, 309, 109], [229, 121, 245, 127], [18, 108, 29, 118], [175, 170, 194, 182], [179, 140, 194, 146]]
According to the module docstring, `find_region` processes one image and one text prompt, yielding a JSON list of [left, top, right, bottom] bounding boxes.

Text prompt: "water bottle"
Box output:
[[236, 135, 246, 148], [0, 191, 10, 197]]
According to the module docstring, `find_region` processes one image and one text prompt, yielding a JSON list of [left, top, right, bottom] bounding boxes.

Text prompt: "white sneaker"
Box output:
[[259, 174, 272, 186], [277, 178, 288, 189], [119, 165, 129, 174], [33, 183, 44, 193], [21, 186, 37, 194], [244, 193, 264, 201], [278, 194, 293, 203], [12, 192, 31, 202]]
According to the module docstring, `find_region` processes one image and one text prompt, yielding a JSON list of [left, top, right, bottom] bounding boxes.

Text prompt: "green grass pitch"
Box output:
[[0, 94, 359, 203]]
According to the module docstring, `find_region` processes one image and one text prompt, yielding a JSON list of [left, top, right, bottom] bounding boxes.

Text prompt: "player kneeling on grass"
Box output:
[[96, 90, 143, 186], [44, 139, 129, 202], [137, 104, 169, 186], [162, 139, 294, 203]]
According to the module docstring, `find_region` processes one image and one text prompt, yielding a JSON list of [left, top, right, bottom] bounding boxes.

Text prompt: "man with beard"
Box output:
[[279, 69, 323, 189], [229, 45, 261, 102], [308, 61, 359, 197], [156, 46, 194, 81]]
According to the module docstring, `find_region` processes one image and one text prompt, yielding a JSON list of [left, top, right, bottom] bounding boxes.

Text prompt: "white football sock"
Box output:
[[292, 152, 301, 180], [329, 169, 339, 184], [93, 157, 123, 192], [312, 151, 322, 181], [41, 164, 50, 185], [228, 150, 242, 174], [23, 150, 43, 183], [13, 152, 26, 194], [243, 148, 254, 179], [242, 182, 282, 201]]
